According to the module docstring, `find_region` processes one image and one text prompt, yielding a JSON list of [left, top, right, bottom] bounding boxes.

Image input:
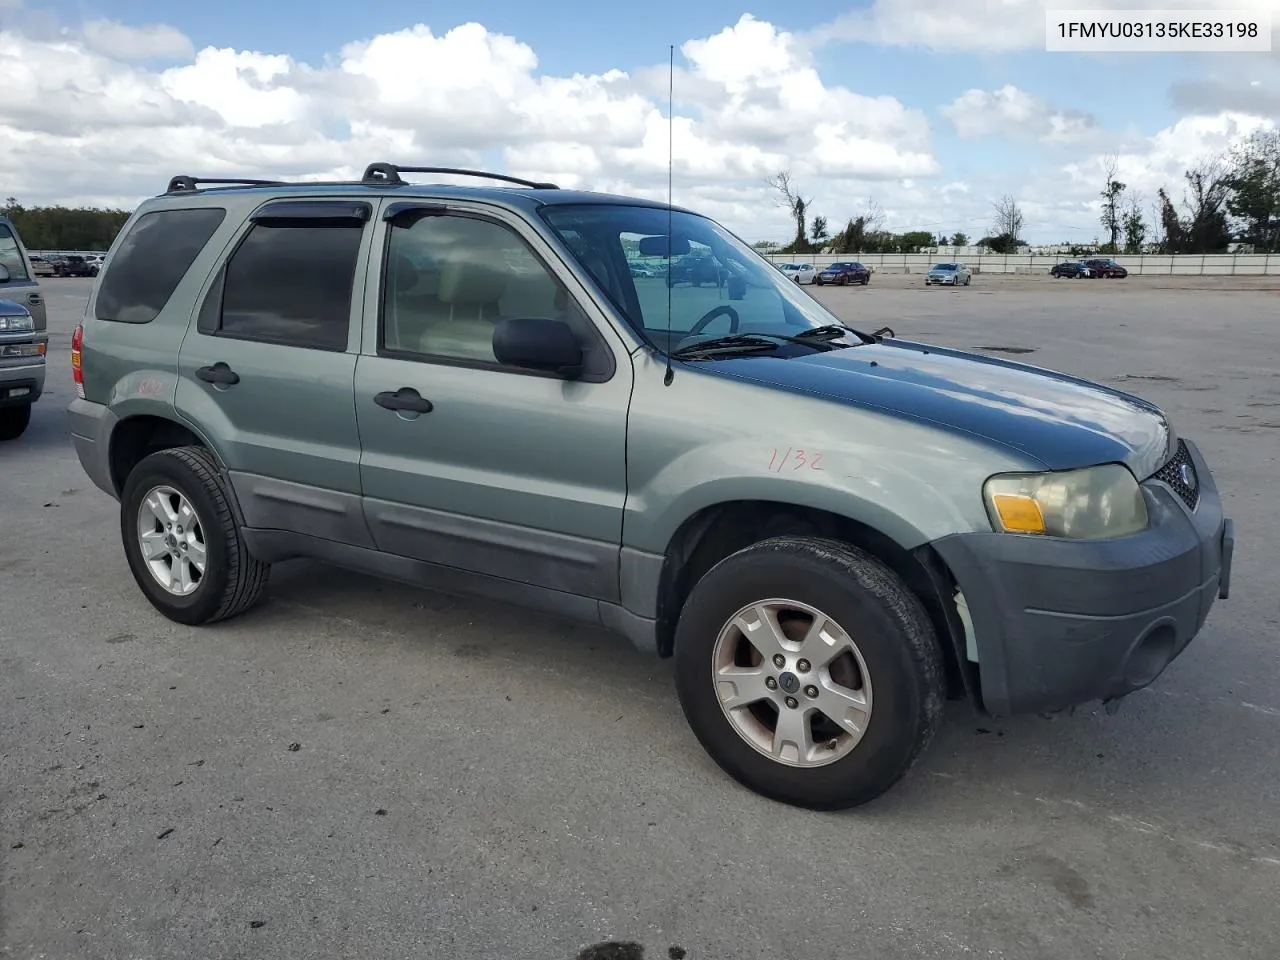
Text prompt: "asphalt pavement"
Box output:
[[1, 275, 1277, 960]]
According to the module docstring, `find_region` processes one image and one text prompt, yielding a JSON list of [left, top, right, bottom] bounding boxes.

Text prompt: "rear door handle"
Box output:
[[374, 387, 433, 414], [195, 362, 240, 385]]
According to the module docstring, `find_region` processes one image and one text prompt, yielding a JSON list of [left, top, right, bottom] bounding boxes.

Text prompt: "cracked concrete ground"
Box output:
[[1, 274, 1276, 960]]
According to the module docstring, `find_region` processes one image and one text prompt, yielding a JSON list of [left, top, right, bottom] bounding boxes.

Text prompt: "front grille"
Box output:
[[1151, 439, 1200, 510]]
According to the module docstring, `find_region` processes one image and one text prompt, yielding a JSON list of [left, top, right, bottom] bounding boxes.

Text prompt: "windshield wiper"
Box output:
[[795, 323, 891, 344], [669, 334, 784, 359]]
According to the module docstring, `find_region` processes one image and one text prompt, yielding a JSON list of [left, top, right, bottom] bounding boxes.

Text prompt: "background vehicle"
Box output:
[[28, 255, 55, 278], [666, 253, 719, 287], [778, 263, 816, 284], [52, 254, 99, 278], [68, 163, 1232, 811], [0, 288, 46, 441], [1050, 260, 1092, 278], [1081, 257, 1128, 278], [815, 261, 870, 286], [925, 262, 971, 286], [0, 215, 47, 332]]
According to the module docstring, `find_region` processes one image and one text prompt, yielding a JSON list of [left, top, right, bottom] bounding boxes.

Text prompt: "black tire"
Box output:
[[674, 536, 945, 810], [862, 277, 870, 285], [0, 404, 31, 441], [120, 445, 270, 626]]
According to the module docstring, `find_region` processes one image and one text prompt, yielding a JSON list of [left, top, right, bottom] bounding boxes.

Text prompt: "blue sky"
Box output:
[[5, 0, 1278, 242]]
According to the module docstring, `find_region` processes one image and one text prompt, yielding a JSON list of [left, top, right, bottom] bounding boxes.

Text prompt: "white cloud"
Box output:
[[941, 85, 1097, 143], [81, 20, 193, 61], [814, 0, 1280, 52], [1011, 112, 1276, 242], [0, 14, 946, 241], [0, 9, 1275, 244]]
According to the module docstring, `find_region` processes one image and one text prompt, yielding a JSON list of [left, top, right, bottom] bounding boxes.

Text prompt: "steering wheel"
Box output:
[[687, 305, 741, 336]]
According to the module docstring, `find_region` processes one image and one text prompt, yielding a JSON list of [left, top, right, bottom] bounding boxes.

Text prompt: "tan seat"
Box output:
[[413, 259, 508, 362]]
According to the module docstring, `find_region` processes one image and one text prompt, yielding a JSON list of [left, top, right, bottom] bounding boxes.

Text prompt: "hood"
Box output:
[[703, 339, 1171, 476], [0, 298, 32, 318]]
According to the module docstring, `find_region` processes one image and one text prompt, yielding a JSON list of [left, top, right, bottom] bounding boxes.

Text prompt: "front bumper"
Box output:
[[931, 439, 1231, 717], [0, 335, 46, 405]]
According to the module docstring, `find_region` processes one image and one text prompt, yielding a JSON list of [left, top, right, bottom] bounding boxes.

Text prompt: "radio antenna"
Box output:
[[663, 43, 675, 387]]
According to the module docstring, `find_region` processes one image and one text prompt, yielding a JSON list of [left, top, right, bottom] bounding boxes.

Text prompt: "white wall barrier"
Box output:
[[764, 252, 1280, 276]]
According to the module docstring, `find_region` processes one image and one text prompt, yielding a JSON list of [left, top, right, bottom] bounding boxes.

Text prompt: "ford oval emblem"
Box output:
[[1177, 461, 1197, 490]]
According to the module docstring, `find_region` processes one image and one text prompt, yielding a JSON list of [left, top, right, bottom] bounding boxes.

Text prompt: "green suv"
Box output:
[[68, 164, 1234, 809]]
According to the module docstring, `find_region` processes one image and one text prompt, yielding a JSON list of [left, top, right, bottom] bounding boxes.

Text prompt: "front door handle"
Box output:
[[195, 362, 240, 385], [374, 387, 433, 414]]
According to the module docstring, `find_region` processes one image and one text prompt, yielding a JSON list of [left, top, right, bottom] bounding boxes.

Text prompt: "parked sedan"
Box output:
[[27, 255, 55, 278], [925, 262, 971, 286], [1050, 260, 1092, 278], [1081, 257, 1128, 278], [814, 261, 871, 286], [778, 263, 816, 284]]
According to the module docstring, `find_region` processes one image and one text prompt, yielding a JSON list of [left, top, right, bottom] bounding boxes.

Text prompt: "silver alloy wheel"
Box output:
[[137, 484, 207, 596], [711, 598, 874, 767]]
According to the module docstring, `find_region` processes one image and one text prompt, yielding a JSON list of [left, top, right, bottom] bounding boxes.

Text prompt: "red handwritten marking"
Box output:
[[768, 447, 824, 472]]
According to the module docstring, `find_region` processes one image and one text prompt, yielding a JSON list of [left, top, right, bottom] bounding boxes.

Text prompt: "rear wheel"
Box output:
[[674, 536, 945, 809], [120, 445, 270, 625], [0, 404, 31, 441]]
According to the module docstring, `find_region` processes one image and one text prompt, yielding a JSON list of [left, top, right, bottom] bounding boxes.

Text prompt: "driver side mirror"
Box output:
[[0, 264, 9, 283], [493, 317, 584, 378]]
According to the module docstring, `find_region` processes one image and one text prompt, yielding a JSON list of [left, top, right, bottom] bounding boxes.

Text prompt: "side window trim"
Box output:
[[195, 199, 372, 353], [374, 207, 616, 384]]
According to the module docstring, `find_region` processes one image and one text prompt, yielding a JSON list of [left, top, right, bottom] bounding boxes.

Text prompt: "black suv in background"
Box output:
[[814, 261, 870, 286], [52, 255, 99, 278]]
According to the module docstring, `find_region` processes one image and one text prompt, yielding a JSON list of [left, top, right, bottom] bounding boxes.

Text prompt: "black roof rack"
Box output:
[[360, 163, 559, 190], [166, 175, 287, 195]]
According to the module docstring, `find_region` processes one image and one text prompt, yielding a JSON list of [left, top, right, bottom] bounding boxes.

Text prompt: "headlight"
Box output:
[[0, 313, 34, 333], [983, 463, 1148, 539]]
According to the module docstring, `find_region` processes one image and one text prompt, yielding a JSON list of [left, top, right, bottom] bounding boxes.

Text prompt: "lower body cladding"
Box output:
[[930, 439, 1232, 717]]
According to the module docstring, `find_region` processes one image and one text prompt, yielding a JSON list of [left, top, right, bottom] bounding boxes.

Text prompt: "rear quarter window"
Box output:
[[96, 207, 227, 323]]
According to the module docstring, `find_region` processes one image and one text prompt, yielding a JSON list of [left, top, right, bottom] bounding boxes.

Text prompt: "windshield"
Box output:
[[539, 204, 847, 352], [932, 263, 957, 270]]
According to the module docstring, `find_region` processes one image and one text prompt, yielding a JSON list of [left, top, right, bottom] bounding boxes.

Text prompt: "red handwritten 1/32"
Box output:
[[769, 447, 824, 472]]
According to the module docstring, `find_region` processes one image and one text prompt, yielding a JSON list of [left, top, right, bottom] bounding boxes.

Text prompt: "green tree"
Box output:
[[809, 215, 829, 246], [979, 233, 1018, 254], [897, 230, 935, 253], [1223, 130, 1280, 252], [950, 231, 969, 247], [2, 197, 130, 251], [1122, 200, 1146, 254], [1099, 154, 1126, 252], [768, 170, 815, 254]]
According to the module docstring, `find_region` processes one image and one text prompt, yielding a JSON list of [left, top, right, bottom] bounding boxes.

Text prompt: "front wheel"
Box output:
[[120, 445, 270, 626], [0, 404, 31, 441], [674, 536, 945, 810]]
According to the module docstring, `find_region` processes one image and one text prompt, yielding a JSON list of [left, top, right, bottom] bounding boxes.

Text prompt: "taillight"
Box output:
[[71, 323, 84, 399]]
